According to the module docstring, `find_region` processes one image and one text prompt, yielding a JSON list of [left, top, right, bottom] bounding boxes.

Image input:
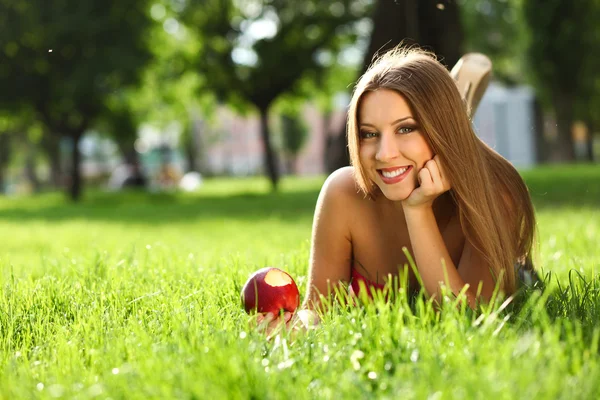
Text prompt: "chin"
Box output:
[[377, 185, 413, 202], [381, 192, 409, 202]]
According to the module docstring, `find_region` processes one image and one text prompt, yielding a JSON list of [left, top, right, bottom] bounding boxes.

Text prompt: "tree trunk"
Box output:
[[359, 0, 419, 76], [552, 97, 576, 162], [258, 106, 280, 190], [69, 132, 84, 201], [183, 129, 197, 173], [188, 109, 210, 175], [323, 110, 347, 173], [286, 155, 298, 175], [327, 0, 464, 172], [0, 166, 4, 194], [117, 140, 138, 165], [41, 133, 63, 188], [417, 0, 464, 68], [0, 132, 12, 193], [25, 141, 41, 193], [585, 119, 595, 162], [532, 98, 547, 163]]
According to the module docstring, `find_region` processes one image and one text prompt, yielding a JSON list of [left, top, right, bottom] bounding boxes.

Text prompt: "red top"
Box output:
[[350, 267, 386, 299]]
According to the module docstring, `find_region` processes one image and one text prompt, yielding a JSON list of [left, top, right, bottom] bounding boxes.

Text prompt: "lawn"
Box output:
[[0, 165, 599, 399]]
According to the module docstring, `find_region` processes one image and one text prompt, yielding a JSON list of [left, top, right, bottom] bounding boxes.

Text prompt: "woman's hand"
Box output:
[[402, 155, 451, 210], [255, 311, 293, 338], [255, 309, 320, 339]]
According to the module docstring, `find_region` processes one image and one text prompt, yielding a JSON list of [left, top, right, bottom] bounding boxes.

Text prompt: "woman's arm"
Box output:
[[304, 167, 356, 311], [404, 207, 495, 307], [256, 168, 356, 336], [402, 156, 495, 307]]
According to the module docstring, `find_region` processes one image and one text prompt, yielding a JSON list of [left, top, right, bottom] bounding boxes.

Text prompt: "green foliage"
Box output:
[[95, 98, 139, 159], [0, 166, 599, 397], [176, 0, 371, 111], [0, 0, 155, 132], [459, 0, 529, 85], [0, 0, 157, 199], [129, 1, 213, 129], [461, 0, 600, 128], [522, 0, 600, 107], [280, 112, 308, 157]]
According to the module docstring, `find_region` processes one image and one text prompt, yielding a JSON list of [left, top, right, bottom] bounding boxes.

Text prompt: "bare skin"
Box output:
[[305, 166, 464, 304], [306, 90, 496, 308], [258, 89, 497, 335]]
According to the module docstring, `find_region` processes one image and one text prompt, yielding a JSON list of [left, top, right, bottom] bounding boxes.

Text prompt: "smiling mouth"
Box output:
[[377, 166, 412, 184]]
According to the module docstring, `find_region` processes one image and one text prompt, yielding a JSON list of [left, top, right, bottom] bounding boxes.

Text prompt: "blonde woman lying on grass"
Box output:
[[257, 46, 540, 335]]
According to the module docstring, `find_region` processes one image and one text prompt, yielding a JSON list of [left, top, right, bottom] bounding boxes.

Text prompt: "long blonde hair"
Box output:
[[347, 47, 536, 294]]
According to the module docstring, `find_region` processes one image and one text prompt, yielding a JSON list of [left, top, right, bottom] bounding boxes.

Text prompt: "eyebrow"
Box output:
[[359, 116, 414, 128]]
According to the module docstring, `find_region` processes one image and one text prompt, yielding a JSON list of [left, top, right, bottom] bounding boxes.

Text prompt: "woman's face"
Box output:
[[358, 89, 434, 202]]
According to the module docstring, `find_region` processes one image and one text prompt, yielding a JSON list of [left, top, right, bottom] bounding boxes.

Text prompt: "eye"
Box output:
[[360, 131, 378, 139], [397, 126, 415, 134]]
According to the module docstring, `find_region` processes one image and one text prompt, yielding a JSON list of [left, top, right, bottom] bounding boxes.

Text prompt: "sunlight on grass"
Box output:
[[0, 166, 598, 398]]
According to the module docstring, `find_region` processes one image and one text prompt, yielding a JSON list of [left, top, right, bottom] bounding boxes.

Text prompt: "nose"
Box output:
[[375, 132, 400, 162]]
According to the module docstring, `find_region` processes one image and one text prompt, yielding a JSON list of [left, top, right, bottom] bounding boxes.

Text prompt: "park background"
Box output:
[[0, 0, 599, 399]]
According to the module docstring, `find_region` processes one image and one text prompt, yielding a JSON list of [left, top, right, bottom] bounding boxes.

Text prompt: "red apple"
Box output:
[[241, 267, 300, 315]]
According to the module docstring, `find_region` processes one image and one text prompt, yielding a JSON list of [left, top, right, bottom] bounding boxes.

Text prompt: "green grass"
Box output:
[[0, 165, 599, 399]]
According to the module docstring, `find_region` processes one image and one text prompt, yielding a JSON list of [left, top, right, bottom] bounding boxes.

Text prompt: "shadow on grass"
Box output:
[[0, 164, 596, 224], [0, 188, 322, 225]]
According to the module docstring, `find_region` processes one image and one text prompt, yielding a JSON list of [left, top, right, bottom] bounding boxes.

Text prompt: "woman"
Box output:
[[260, 46, 537, 332]]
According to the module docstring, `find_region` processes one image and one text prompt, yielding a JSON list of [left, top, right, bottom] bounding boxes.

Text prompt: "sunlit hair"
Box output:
[[347, 46, 536, 294]]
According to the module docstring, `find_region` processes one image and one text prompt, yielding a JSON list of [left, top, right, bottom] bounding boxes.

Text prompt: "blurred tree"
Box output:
[[580, 76, 600, 162], [575, 64, 600, 162], [0, 113, 19, 193], [280, 112, 308, 175], [0, 132, 14, 193], [40, 130, 63, 188], [573, 1, 600, 162], [96, 100, 140, 165], [0, 111, 45, 193], [23, 123, 44, 193], [459, 0, 550, 163], [0, 0, 154, 200], [522, 0, 600, 162], [176, 0, 370, 189], [285, 45, 364, 175], [326, 0, 465, 171], [459, 0, 528, 85], [126, 3, 216, 175]]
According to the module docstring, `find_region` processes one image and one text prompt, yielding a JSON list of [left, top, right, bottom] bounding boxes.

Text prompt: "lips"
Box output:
[[377, 166, 412, 184]]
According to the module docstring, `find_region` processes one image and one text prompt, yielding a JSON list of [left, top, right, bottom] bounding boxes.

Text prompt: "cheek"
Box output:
[[358, 143, 374, 163], [358, 145, 377, 182], [411, 135, 434, 162]]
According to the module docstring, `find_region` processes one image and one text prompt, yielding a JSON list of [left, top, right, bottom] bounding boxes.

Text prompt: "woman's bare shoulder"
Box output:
[[319, 166, 366, 202]]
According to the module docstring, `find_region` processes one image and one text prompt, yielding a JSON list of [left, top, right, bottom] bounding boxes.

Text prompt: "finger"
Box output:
[[426, 159, 442, 182], [263, 312, 275, 324], [433, 155, 450, 189], [266, 321, 278, 337], [266, 317, 287, 339], [257, 312, 275, 332], [418, 167, 433, 189], [283, 312, 292, 323], [432, 155, 443, 179]]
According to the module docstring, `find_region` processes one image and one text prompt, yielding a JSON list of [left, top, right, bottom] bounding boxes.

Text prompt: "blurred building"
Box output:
[[200, 83, 539, 177], [202, 107, 264, 176], [473, 83, 537, 168], [200, 104, 346, 177]]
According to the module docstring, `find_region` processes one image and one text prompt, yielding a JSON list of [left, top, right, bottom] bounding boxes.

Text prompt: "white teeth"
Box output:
[[381, 167, 407, 178]]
